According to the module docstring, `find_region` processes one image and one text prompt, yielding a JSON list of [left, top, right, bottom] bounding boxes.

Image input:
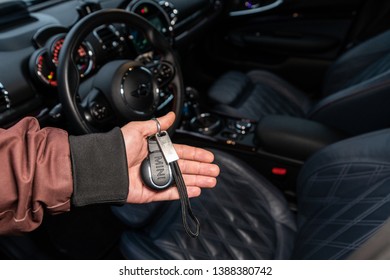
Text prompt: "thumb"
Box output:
[[131, 112, 176, 137]]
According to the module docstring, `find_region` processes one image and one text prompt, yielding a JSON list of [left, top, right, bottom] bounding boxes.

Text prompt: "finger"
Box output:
[[187, 187, 202, 198], [178, 160, 220, 177], [174, 144, 215, 163], [182, 174, 217, 188], [131, 111, 176, 137]]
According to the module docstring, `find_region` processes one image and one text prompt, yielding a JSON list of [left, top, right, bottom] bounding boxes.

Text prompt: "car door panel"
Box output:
[[203, 0, 369, 93], [225, 19, 351, 57]]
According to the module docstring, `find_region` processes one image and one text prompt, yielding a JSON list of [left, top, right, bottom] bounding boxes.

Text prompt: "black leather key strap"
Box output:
[[170, 160, 200, 238], [156, 131, 201, 238]]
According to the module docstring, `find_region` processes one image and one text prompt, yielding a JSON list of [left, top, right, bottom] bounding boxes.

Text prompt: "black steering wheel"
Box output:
[[57, 9, 184, 134]]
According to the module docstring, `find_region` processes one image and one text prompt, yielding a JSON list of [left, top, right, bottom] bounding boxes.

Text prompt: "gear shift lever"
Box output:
[[186, 87, 202, 120], [185, 87, 222, 135]]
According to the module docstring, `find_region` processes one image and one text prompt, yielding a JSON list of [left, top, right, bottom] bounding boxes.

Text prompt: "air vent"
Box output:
[[0, 82, 11, 113], [93, 25, 121, 51]]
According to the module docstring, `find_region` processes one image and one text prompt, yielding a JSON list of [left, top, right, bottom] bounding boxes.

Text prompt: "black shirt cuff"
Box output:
[[69, 127, 129, 207]]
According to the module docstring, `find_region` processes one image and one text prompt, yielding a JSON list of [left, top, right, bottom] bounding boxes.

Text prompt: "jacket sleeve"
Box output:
[[0, 117, 73, 235], [0, 117, 130, 236], [68, 127, 129, 207]]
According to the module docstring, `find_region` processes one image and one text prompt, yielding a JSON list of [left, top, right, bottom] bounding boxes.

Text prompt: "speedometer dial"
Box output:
[[126, 0, 177, 52], [51, 36, 95, 78], [29, 34, 96, 88], [30, 49, 58, 87]]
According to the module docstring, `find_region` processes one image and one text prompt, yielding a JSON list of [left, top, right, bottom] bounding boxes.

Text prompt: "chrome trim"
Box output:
[[0, 82, 11, 109]]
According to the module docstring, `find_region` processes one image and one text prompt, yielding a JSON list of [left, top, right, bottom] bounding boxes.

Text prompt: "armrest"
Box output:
[[256, 115, 346, 160]]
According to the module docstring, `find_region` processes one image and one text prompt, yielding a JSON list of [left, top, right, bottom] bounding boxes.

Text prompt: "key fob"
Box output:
[[141, 138, 173, 190], [142, 126, 200, 238]]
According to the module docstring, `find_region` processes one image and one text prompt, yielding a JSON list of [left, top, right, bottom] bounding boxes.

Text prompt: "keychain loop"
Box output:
[[152, 118, 161, 136]]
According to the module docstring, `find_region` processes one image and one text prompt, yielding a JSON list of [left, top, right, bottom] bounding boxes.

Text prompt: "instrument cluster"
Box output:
[[28, 1, 176, 90], [29, 33, 95, 87]]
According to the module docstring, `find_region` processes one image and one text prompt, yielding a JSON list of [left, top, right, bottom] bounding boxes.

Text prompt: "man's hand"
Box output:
[[120, 112, 220, 203]]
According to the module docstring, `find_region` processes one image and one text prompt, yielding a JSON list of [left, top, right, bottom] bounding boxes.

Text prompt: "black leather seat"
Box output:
[[116, 129, 390, 259], [207, 29, 390, 136]]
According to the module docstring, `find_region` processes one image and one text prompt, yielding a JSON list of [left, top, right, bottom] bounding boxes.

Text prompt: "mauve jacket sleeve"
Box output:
[[0, 117, 73, 235]]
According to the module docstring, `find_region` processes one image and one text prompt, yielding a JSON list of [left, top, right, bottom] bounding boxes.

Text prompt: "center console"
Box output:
[[177, 87, 258, 152], [175, 87, 301, 200], [175, 87, 346, 200], [180, 112, 257, 151]]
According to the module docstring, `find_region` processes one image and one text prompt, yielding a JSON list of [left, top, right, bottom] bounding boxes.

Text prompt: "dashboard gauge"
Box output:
[[51, 36, 95, 78], [128, 29, 151, 54], [29, 35, 96, 88], [127, 1, 177, 38], [127, 0, 176, 52], [30, 49, 58, 87]]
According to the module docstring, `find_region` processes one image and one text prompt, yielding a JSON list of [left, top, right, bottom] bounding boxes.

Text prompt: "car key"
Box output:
[[141, 137, 173, 190], [155, 129, 200, 238], [140, 118, 200, 238]]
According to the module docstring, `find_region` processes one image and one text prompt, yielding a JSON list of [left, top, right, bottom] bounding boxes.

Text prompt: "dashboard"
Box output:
[[0, 0, 222, 128]]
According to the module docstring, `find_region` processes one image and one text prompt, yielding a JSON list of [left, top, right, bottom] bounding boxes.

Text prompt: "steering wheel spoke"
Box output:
[[148, 60, 175, 88], [156, 85, 174, 111], [143, 59, 176, 114], [80, 88, 117, 130]]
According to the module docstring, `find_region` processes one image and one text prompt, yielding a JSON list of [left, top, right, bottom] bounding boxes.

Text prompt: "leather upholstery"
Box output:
[[119, 149, 297, 259], [293, 129, 390, 259], [322, 30, 390, 95], [208, 29, 390, 136], [209, 70, 310, 120], [118, 129, 390, 260]]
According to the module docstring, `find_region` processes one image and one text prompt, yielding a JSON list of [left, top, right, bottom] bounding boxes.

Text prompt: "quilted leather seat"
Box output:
[[208, 29, 390, 136], [117, 129, 390, 259], [118, 150, 297, 259]]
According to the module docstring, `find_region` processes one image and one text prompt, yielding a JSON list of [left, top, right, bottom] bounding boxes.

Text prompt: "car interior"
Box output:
[[1, 0, 390, 259]]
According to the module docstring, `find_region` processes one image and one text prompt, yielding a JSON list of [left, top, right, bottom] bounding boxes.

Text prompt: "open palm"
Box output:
[[121, 112, 219, 204]]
